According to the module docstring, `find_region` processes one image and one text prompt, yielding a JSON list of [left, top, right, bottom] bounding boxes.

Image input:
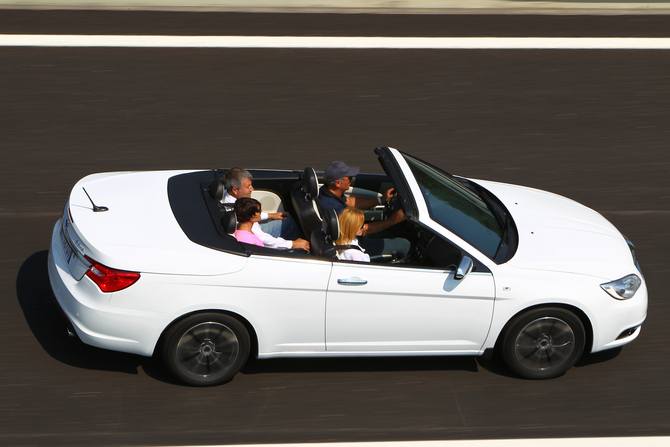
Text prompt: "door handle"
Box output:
[[337, 278, 368, 286]]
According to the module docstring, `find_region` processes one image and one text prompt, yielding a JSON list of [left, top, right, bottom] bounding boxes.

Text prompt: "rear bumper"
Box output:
[[48, 220, 165, 357]]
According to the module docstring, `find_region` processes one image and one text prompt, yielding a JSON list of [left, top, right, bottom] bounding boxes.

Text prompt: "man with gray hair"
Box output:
[[222, 168, 308, 251]]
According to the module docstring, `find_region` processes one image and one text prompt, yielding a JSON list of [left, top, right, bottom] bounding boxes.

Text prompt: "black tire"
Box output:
[[162, 313, 250, 386], [502, 307, 585, 379]]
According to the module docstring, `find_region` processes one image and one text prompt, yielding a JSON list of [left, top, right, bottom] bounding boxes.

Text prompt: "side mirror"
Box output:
[[455, 256, 473, 280]]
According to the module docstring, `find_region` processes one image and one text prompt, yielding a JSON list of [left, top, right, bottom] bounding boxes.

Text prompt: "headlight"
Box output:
[[601, 274, 642, 300]]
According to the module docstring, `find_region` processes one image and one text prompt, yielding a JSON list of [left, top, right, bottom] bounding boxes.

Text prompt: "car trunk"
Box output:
[[66, 171, 247, 276]]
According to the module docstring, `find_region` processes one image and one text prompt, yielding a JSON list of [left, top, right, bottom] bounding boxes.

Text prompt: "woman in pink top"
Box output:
[[233, 198, 264, 247]]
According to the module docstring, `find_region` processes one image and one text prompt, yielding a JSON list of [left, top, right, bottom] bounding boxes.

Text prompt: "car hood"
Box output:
[[473, 179, 635, 280], [67, 171, 246, 275]]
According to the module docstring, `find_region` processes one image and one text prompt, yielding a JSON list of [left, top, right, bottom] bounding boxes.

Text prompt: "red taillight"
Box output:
[[84, 255, 140, 292]]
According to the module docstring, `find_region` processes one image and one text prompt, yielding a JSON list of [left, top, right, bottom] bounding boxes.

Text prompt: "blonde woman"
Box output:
[[335, 208, 370, 262]]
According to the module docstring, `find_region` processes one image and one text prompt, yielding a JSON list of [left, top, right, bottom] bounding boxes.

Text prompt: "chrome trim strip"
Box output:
[[60, 216, 91, 269]]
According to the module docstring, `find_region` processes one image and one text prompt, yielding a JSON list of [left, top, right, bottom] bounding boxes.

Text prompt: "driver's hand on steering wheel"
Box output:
[[381, 188, 397, 204]]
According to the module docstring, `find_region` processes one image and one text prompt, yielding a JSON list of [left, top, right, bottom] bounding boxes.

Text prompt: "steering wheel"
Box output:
[[382, 193, 403, 220]]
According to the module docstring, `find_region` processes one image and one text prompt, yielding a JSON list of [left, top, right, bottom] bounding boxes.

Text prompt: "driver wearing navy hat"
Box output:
[[317, 161, 360, 215], [317, 161, 410, 259]]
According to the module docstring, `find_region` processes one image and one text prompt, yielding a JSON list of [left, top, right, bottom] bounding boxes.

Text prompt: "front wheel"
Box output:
[[502, 307, 585, 379], [163, 313, 250, 386]]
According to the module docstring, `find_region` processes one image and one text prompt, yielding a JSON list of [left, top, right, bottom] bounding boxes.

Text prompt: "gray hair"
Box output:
[[325, 177, 341, 187], [224, 167, 252, 190]]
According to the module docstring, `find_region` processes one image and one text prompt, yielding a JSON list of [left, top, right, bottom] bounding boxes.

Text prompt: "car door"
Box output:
[[231, 253, 333, 355], [325, 261, 495, 353]]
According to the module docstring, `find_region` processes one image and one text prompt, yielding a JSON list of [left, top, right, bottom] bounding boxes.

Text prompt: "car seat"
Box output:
[[220, 211, 237, 235], [310, 208, 341, 260], [291, 167, 324, 239]]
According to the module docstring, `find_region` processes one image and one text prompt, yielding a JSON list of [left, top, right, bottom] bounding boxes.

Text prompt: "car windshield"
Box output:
[[403, 153, 504, 259]]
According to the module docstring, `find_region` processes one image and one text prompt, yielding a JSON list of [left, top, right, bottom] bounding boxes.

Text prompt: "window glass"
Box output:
[[403, 154, 503, 259]]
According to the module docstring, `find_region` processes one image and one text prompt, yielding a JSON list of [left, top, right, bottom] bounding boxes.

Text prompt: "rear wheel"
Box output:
[[163, 313, 250, 386], [502, 307, 585, 379]]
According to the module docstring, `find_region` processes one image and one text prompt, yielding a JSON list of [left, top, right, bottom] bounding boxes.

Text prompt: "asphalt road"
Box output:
[[1, 10, 670, 447]]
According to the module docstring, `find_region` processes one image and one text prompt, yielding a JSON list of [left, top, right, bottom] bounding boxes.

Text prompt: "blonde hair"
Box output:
[[336, 208, 364, 246]]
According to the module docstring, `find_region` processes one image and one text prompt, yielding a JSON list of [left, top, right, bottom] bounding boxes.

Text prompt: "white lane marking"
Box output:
[[175, 439, 670, 447], [1, 35, 670, 49]]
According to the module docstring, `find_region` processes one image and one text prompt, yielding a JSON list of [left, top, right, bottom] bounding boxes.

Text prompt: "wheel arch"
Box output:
[[155, 309, 259, 361], [494, 302, 594, 356]]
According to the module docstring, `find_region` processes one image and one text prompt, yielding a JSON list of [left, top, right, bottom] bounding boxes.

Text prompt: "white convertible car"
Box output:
[[48, 147, 647, 386]]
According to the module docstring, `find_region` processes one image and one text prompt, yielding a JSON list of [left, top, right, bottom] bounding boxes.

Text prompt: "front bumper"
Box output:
[[590, 276, 647, 353]]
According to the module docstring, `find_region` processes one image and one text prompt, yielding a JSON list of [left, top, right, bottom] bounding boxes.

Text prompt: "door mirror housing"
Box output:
[[455, 256, 473, 280]]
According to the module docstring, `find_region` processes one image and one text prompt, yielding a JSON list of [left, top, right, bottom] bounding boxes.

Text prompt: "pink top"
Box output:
[[234, 230, 264, 247]]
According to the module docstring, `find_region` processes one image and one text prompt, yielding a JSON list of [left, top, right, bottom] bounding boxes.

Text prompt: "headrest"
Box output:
[[209, 176, 225, 201], [321, 208, 340, 242], [301, 167, 319, 200], [221, 211, 237, 234]]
